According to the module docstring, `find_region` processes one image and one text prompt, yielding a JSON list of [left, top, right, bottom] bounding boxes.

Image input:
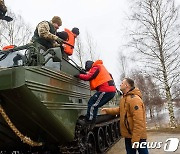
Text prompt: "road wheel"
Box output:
[[96, 127, 105, 153], [111, 122, 116, 142], [105, 125, 112, 147], [85, 131, 96, 154]]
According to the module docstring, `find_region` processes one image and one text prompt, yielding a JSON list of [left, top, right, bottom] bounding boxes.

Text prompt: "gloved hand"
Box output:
[[56, 37, 63, 44], [74, 74, 79, 78], [79, 68, 86, 74]]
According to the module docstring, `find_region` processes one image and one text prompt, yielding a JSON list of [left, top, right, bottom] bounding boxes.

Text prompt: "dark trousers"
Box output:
[[125, 138, 149, 154], [86, 91, 115, 121]]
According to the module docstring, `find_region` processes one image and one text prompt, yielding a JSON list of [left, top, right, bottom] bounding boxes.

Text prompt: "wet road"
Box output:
[[107, 132, 180, 154]]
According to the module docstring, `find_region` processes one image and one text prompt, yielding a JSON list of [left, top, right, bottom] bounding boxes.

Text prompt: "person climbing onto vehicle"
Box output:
[[74, 60, 116, 127], [56, 27, 79, 57], [0, 0, 13, 22], [31, 16, 63, 49]]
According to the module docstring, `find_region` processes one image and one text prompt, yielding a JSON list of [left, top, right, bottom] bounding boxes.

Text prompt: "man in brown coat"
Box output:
[[102, 78, 149, 154]]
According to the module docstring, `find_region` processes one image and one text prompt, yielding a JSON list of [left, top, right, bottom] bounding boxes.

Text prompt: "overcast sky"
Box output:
[[4, 0, 180, 86], [4, 0, 130, 85]]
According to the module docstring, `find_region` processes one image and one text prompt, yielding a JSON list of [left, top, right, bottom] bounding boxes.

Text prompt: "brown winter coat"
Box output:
[[105, 88, 147, 143]]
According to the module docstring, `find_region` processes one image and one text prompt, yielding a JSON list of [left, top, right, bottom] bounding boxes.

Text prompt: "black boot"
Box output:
[[78, 118, 96, 131]]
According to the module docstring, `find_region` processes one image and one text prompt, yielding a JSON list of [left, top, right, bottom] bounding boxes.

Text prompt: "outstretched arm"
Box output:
[[78, 66, 99, 81], [101, 107, 120, 115]]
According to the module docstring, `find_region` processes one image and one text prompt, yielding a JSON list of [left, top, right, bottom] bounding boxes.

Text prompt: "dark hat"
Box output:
[[72, 27, 80, 35], [85, 60, 94, 71]]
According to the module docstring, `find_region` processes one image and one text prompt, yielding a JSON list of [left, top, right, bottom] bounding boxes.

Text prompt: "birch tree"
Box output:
[[131, 71, 163, 117], [117, 51, 129, 82], [74, 31, 99, 67], [128, 0, 180, 128], [74, 37, 85, 67], [85, 32, 98, 61], [0, 10, 32, 47]]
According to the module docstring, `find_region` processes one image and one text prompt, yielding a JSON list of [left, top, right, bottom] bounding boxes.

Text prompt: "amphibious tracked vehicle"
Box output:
[[0, 43, 121, 153]]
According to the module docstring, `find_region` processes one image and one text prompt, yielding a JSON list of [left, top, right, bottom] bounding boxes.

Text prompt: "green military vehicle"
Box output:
[[0, 43, 121, 153]]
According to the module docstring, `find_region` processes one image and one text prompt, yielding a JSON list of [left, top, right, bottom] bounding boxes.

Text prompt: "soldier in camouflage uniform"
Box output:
[[31, 16, 63, 49]]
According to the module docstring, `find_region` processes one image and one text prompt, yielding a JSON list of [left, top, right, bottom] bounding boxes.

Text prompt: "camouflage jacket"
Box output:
[[34, 21, 60, 47]]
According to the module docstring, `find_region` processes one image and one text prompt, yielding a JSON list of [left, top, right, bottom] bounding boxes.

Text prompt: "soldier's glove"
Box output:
[[79, 68, 86, 74], [74, 74, 79, 78], [56, 37, 63, 44]]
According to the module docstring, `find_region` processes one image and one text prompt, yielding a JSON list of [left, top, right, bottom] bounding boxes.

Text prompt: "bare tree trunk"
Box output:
[[73, 31, 99, 66], [149, 107, 153, 120], [85, 32, 98, 61], [159, 44, 176, 127], [127, 0, 180, 128], [117, 52, 128, 81], [166, 88, 176, 128], [0, 10, 32, 47], [74, 37, 84, 67]]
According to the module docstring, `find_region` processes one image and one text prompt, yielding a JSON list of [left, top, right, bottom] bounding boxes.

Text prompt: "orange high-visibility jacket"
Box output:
[[63, 28, 76, 55], [89, 60, 112, 90]]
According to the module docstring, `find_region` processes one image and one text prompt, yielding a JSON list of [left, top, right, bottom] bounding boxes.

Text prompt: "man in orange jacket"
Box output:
[[102, 78, 149, 154], [56, 27, 79, 57], [74, 60, 116, 125]]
